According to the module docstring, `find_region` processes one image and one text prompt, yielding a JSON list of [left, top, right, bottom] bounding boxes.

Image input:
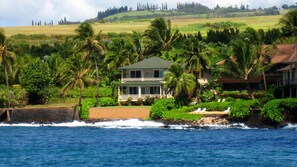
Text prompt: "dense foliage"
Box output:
[[99, 97, 117, 107], [261, 98, 297, 123], [229, 100, 260, 120], [162, 108, 202, 121], [1, 11, 296, 108], [150, 98, 177, 119], [80, 98, 96, 119], [19, 60, 52, 104], [0, 85, 28, 108]]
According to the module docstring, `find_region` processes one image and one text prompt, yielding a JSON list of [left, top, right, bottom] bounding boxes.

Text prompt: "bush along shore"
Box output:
[[148, 98, 297, 129]]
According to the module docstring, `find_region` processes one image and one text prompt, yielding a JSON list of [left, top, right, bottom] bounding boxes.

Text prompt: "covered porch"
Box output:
[[118, 81, 166, 101]]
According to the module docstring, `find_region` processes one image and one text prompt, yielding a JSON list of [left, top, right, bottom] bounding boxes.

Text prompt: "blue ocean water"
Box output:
[[0, 120, 297, 167]]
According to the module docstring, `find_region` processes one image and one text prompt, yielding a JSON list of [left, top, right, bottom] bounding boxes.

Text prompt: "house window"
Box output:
[[150, 87, 160, 94], [154, 70, 159, 78], [131, 71, 141, 78], [154, 70, 163, 78], [123, 70, 127, 78], [129, 87, 138, 94], [141, 87, 146, 94], [121, 86, 127, 95]]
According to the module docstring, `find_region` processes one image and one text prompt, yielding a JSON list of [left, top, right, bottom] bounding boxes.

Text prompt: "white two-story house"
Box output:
[[118, 56, 175, 102]]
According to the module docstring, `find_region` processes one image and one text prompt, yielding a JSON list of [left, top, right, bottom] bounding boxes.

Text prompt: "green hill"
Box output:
[[103, 10, 185, 21]]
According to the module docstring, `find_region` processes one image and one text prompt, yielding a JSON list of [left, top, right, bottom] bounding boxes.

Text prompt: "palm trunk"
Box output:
[[246, 80, 255, 99], [262, 71, 267, 91], [94, 56, 100, 106], [4, 64, 11, 121], [79, 86, 83, 107]]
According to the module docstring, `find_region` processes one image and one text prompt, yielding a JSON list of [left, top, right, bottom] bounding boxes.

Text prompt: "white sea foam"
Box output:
[[0, 120, 252, 130], [283, 124, 297, 130], [0, 119, 165, 129]]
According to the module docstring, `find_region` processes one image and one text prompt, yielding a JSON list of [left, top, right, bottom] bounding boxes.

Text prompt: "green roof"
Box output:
[[118, 56, 175, 70]]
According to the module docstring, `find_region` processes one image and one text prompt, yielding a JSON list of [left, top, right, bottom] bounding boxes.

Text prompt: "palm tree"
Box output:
[[184, 38, 211, 79], [239, 28, 273, 90], [143, 18, 180, 56], [0, 29, 16, 121], [164, 64, 196, 98], [130, 31, 147, 61], [45, 53, 67, 86], [74, 22, 105, 106], [183, 38, 212, 101], [219, 39, 270, 99], [105, 38, 137, 70], [61, 53, 95, 107], [279, 10, 297, 37]]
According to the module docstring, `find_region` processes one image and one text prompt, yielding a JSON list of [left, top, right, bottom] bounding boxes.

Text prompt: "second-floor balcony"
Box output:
[[122, 77, 163, 82], [279, 79, 297, 86]]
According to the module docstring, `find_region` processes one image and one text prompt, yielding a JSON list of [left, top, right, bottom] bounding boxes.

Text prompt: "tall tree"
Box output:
[[74, 22, 105, 106], [0, 29, 16, 121], [218, 39, 270, 99], [279, 10, 297, 37], [183, 38, 212, 100], [143, 18, 180, 56], [130, 31, 147, 61], [183, 38, 211, 79], [61, 53, 95, 107], [164, 64, 195, 98], [240, 27, 273, 90]]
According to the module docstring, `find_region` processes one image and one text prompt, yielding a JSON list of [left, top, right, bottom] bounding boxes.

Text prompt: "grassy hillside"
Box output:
[[104, 10, 184, 20], [3, 15, 282, 37]]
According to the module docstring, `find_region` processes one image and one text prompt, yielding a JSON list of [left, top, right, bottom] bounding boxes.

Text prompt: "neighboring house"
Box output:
[[118, 57, 175, 102], [217, 44, 297, 98], [118, 56, 212, 102], [274, 44, 297, 97]]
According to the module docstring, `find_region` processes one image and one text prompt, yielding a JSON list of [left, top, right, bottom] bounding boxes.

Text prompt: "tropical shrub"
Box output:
[[19, 60, 52, 104], [80, 98, 96, 119], [150, 98, 177, 119], [261, 98, 297, 123], [0, 85, 28, 108], [99, 97, 117, 107], [199, 90, 216, 102], [66, 87, 113, 98], [144, 96, 155, 105], [229, 100, 260, 120], [134, 98, 144, 106]]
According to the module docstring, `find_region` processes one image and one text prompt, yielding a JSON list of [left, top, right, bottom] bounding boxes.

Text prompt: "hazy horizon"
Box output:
[[0, 0, 296, 27]]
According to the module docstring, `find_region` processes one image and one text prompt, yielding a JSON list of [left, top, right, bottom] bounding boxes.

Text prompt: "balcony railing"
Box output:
[[122, 77, 163, 82], [118, 94, 162, 101], [280, 79, 297, 86]]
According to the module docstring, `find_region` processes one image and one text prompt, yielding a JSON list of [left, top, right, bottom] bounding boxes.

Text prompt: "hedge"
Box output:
[[229, 100, 260, 119], [261, 98, 297, 122], [99, 97, 117, 107], [150, 98, 177, 119]]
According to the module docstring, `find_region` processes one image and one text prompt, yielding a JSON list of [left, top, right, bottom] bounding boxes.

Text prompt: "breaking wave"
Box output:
[[0, 119, 164, 129], [0, 119, 253, 130]]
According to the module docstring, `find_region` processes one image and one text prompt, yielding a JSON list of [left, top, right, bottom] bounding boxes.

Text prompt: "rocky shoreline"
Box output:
[[158, 110, 292, 129]]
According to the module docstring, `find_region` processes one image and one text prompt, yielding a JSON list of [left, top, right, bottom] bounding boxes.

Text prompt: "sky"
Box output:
[[0, 0, 296, 27]]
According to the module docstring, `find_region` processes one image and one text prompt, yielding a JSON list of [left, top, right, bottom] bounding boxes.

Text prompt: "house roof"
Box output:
[[271, 44, 296, 64], [118, 56, 175, 70], [277, 64, 296, 71], [217, 44, 297, 65]]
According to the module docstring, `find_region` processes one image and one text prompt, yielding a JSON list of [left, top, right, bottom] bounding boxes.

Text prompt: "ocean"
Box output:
[[0, 119, 297, 167]]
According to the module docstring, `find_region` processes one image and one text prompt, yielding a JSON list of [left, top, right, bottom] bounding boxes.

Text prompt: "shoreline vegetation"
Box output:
[[1, 8, 297, 128]]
